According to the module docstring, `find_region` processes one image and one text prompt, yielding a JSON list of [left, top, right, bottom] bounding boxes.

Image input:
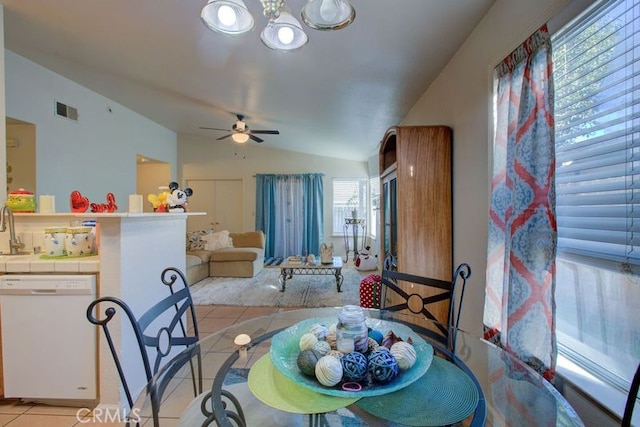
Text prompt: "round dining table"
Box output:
[[132, 307, 584, 426]]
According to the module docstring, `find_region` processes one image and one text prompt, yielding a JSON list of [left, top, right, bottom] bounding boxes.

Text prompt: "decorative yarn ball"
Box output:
[[299, 333, 318, 351], [325, 332, 337, 349], [368, 348, 399, 384], [315, 355, 343, 387], [328, 323, 337, 335], [309, 323, 329, 340], [297, 349, 323, 377], [341, 352, 368, 382], [368, 329, 384, 345], [367, 337, 380, 353], [326, 350, 343, 359], [313, 340, 331, 356], [390, 341, 417, 371]]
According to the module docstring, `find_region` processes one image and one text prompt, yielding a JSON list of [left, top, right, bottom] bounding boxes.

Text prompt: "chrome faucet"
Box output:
[[0, 205, 25, 255]]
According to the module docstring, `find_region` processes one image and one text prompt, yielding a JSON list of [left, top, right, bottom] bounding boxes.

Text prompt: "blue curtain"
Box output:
[[255, 173, 324, 258], [303, 174, 324, 257], [255, 175, 277, 258]]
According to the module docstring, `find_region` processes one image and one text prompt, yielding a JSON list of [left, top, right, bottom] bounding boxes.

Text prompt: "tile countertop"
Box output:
[[0, 254, 100, 273]]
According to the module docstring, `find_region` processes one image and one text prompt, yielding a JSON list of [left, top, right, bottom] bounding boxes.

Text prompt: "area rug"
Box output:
[[190, 265, 370, 307]]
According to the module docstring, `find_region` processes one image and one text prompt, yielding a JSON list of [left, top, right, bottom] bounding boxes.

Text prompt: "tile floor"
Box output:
[[0, 305, 292, 427]]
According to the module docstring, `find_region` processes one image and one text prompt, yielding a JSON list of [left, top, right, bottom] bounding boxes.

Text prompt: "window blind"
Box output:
[[553, 0, 640, 269]]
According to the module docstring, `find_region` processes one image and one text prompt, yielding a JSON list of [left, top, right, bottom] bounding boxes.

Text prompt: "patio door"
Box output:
[[186, 179, 243, 233]]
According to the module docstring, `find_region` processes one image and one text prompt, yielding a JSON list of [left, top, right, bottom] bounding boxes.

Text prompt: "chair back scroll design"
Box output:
[[382, 253, 397, 271], [622, 361, 640, 427], [86, 267, 201, 426], [380, 262, 471, 352]]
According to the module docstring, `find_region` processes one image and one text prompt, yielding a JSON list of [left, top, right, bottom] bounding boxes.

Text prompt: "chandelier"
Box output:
[[200, 0, 356, 52]]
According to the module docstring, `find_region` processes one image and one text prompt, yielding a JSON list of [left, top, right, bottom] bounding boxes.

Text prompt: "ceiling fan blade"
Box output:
[[200, 126, 231, 132], [249, 134, 264, 143], [251, 130, 280, 134], [216, 134, 233, 140]]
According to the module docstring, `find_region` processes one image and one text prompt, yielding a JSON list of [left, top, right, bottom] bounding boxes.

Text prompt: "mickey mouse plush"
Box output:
[[166, 182, 193, 213]]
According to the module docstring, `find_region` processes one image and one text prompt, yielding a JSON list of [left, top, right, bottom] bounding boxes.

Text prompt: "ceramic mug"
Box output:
[[65, 227, 94, 257], [44, 227, 67, 257]]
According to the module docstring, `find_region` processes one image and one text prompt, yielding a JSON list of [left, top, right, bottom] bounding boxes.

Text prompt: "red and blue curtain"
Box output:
[[484, 25, 557, 380]]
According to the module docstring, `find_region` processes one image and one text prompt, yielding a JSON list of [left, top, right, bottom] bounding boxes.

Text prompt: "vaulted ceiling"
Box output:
[[0, 0, 495, 161]]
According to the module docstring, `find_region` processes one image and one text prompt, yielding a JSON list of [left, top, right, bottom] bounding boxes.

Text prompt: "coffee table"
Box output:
[[278, 256, 343, 292]]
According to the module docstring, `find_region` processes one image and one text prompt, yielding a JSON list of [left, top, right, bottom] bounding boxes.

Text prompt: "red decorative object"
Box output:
[[70, 190, 90, 213], [90, 193, 118, 213], [359, 274, 381, 308]]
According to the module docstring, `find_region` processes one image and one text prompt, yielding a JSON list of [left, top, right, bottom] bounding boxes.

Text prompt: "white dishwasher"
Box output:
[[0, 274, 97, 400]]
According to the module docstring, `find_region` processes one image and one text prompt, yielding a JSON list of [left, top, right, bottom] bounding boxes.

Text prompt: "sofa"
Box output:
[[186, 230, 265, 284]]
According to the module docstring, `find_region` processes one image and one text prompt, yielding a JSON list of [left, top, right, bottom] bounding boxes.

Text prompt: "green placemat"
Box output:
[[355, 357, 480, 426], [248, 354, 359, 414]]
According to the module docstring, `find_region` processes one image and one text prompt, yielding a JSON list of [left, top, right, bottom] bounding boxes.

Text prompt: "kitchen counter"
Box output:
[[4, 212, 192, 409], [0, 254, 99, 273]]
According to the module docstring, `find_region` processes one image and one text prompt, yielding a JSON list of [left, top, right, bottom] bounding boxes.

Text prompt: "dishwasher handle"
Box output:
[[29, 289, 58, 295]]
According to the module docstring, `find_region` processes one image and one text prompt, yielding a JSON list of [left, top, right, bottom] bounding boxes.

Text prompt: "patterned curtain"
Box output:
[[483, 25, 557, 380], [255, 173, 324, 258]]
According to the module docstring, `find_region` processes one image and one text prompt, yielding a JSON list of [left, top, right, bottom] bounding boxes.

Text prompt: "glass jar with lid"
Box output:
[[336, 305, 368, 353]]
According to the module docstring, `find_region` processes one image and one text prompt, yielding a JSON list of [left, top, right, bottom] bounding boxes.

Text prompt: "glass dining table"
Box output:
[[132, 307, 584, 426]]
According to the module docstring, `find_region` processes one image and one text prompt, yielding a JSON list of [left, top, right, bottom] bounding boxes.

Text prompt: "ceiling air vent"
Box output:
[[55, 101, 78, 121]]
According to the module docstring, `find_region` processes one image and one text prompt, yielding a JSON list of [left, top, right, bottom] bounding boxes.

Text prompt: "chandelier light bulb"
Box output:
[[260, 9, 308, 51], [201, 0, 254, 35], [217, 5, 237, 26], [278, 27, 294, 44], [301, 0, 355, 31], [320, 0, 338, 21]]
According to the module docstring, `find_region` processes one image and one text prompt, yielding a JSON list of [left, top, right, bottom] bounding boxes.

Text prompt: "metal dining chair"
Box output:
[[360, 256, 484, 426], [623, 362, 640, 427], [379, 257, 472, 353], [86, 267, 202, 426]]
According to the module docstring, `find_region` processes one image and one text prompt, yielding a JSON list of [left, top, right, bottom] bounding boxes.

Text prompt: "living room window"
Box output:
[[369, 177, 380, 239], [332, 178, 368, 235], [552, 0, 639, 394]]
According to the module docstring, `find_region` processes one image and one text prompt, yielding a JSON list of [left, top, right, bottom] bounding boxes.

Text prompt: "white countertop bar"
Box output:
[[0, 254, 100, 273]]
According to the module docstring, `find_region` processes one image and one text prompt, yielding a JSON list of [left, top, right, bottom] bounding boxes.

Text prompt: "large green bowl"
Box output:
[[269, 317, 433, 397]]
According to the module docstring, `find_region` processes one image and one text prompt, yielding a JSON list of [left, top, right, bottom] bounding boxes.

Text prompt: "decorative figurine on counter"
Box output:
[[90, 193, 117, 213], [70, 190, 90, 213], [6, 188, 37, 212], [148, 188, 170, 212], [165, 182, 193, 213]]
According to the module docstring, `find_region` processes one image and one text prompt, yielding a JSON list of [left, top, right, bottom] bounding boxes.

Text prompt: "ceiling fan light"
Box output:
[[301, 0, 355, 31], [231, 132, 250, 143], [201, 0, 254, 35], [260, 11, 308, 51]]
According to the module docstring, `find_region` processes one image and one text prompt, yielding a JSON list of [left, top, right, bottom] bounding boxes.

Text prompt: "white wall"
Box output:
[[178, 134, 370, 258], [0, 7, 6, 201], [137, 162, 171, 213], [4, 50, 178, 213], [402, 0, 571, 335], [6, 122, 36, 193]]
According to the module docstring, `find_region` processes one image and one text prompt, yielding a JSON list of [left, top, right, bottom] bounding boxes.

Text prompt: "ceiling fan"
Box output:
[[200, 114, 280, 143]]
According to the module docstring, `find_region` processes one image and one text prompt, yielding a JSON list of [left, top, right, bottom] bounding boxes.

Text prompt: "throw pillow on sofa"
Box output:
[[204, 230, 234, 251], [186, 229, 214, 251]]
